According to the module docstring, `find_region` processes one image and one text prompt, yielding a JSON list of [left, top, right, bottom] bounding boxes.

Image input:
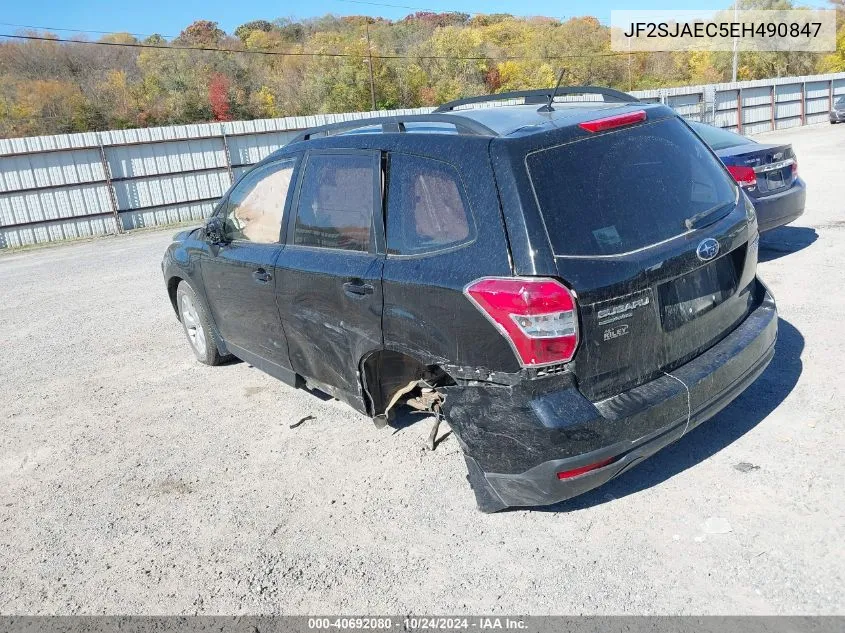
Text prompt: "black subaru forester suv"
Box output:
[[162, 87, 778, 512]]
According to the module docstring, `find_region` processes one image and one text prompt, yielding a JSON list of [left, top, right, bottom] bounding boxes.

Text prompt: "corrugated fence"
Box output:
[[1, 72, 843, 248]]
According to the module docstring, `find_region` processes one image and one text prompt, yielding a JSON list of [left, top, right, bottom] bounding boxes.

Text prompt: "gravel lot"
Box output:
[[1, 123, 843, 615]]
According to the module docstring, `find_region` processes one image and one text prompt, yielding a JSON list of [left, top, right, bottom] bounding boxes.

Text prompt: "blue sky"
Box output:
[[0, 0, 833, 37]]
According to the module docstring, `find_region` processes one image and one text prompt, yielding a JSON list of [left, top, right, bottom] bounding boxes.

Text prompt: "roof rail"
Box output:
[[434, 86, 638, 112], [287, 113, 498, 144]]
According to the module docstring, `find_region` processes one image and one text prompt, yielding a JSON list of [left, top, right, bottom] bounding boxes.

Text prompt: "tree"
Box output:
[[276, 19, 305, 43], [820, 24, 845, 71], [251, 85, 278, 118], [404, 12, 470, 28], [175, 20, 226, 47], [0, 10, 839, 138], [208, 73, 232, 121], [234, 20, 274, 42]]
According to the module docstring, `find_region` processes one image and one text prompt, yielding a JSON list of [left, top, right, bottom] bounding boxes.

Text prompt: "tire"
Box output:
[[176, 281, 227, 366]]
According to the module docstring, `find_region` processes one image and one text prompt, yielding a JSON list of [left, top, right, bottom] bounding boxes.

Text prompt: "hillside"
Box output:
[[1, 8, 843, 138]]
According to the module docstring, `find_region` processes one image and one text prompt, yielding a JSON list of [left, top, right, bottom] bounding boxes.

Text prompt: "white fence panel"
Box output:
[[0, 149, 104, 193], [107, 138, 227, 180], [1, 72, 843, 248]]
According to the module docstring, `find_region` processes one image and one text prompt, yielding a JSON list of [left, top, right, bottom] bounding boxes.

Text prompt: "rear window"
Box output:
[[690, 121, 753, 150], [386, 153, 474, 255], [527, 117, 737, 257]]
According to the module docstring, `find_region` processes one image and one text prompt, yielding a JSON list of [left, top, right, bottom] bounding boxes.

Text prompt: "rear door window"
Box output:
[[386, 153, 475, 255], [526, 116, 737, 257], [293, 152, 376, 252]]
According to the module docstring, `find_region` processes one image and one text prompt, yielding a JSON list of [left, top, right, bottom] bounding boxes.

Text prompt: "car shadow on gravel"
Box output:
[[538, 316, 804, 513], [759, 226, 817, 262]]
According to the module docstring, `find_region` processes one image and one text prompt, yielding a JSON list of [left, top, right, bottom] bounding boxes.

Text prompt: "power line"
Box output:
[[0, 33, 631, 61], [0, 33, 399, 59], [0, 9, 609, 48], [0, 22, 176, 40]]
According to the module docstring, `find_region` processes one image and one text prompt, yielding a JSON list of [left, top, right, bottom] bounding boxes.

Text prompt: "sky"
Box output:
[[0, 0, 833, 39], [0, 0, 834, 39]]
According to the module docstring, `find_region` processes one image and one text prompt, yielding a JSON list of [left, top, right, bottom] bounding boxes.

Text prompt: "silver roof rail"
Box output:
[[287, 113, 498, 144], [434, 86, 638, 112]]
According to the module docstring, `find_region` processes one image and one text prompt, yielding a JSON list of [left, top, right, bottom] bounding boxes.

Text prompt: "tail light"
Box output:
[[726, 165, 757, 188], [464, 277, 579, 367], [557, 457, 615, 480], [792, 157, 798, 177], [743, 192, 757, 224], [579, 110, 647, 134]]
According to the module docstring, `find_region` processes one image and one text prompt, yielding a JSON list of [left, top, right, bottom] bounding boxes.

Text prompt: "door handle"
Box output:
[[252, 268, 272, 284], [343, 280, 374, 296]]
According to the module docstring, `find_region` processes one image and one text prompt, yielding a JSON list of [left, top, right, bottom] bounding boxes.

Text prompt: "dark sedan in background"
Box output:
[[831, 96, 845, 123], [690, 121, 806, 232]]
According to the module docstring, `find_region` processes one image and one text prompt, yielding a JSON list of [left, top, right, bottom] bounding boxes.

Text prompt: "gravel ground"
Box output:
[[0, 123, 842, 615]]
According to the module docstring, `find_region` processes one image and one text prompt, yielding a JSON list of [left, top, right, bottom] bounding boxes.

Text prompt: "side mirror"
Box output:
[[205, 217, 226, 245]]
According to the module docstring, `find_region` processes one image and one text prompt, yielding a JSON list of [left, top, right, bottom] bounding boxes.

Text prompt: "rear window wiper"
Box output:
[[685, 201, 735, 231]]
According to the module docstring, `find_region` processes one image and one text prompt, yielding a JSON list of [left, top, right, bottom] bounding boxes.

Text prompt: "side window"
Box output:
[[293, 153, 375, 252], [386, 153, 474, 256], [223, 158, 296, 244]]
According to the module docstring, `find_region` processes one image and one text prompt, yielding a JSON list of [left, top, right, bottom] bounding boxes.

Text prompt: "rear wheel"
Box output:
[[176, 281, 226, 365]]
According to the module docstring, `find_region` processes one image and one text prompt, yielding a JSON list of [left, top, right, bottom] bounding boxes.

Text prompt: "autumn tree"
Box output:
[[234, 20, 273, 42], [0, 9, 840, 138], [208, 73, 232, 121], [175, 20, 226, 47]]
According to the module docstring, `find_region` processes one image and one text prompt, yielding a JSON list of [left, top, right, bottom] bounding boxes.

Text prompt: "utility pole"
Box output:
[[731, 1, 739, 82], [365, 20, 377, 110]]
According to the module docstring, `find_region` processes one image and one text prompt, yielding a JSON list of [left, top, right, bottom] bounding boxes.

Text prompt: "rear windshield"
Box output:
[[690, 121, 753, 150], [527, 117, 737, 257]]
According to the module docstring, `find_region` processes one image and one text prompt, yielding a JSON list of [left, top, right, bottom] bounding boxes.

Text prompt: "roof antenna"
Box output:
[[538, 69, 566, 113]]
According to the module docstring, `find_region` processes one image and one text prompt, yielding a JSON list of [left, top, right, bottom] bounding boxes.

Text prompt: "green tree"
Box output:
[[175, 20, 226, 47], [820, 24, 845, 71], [234, 20, 274, 42]]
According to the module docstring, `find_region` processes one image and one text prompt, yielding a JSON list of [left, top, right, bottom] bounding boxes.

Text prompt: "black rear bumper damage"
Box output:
[[442, 284, 778, 512]]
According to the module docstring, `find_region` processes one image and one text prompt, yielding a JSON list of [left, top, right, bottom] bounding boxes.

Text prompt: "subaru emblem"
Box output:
[[696, 238, 720, 262]]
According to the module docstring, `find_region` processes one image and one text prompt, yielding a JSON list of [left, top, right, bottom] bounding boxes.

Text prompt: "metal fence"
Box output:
[[1, 72, 843, 249]]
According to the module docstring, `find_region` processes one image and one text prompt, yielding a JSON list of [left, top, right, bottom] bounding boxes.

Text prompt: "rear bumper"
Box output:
[[753, 178, 806, 233], [445, 283, 777, 511], [831, 111, 845, 122]]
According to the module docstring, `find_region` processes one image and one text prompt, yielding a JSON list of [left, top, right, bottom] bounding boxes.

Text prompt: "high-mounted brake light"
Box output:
[[726, 165, 757, 188], [578, 110, 647, 133], [464, 277, 579, 367]]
